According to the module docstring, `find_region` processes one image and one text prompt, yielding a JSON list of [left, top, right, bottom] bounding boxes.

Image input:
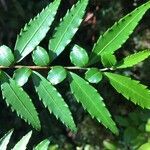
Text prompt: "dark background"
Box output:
[[0, 0, 150, 149]]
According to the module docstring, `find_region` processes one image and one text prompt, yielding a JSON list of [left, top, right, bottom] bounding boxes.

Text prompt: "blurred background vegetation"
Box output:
[[0, 0, 150, 149]]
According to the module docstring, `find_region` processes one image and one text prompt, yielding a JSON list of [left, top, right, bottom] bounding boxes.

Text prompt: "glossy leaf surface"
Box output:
[[13, 67, 32, 86], [0, 45, 14, 67], [89, 1, 150, 65], [49, 0, 88, 61], [15, 0, 61, 62], [1, 71, 41, 130], [70, 45, 89, 67], [85, 68, 102, 83], [69, 72, 118, 134], [32, 71, 77, 132], [47, 66, 67, 85], [32, 46, 50, 66]]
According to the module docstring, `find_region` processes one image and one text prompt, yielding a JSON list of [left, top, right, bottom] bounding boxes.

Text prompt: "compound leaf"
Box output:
[[115, 50, 150, 69], [13, 67, 32, 86], [1, 71, 41, 130], [69, 72, 118, 134], [0, 45, 14, 67], [70, 45, 89, 67], [105, 72, 150, 109], [12, 131, 32, 150], [15, 0, 61, 62], [32, 71, 77, 132], [0, 129, 13, 150], [49, 0, 88, 61], [47, 66, 67, 85], [89, 1, 150, 65], [32, 46, 50, 66], [34, 139, 50, 150]]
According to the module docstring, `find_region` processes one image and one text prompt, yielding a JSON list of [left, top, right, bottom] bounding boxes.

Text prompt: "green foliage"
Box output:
[[32, 71, 76, 132], [33, 139, 50, 150], [115, 50, 150, 69], [70, 45, 89, 67], [12, 131, 32, 150], [0, 45, 14, 67], [0, 130, 50, 150], [69, 72, 118, 134], [1, 71, 41, 130], [105, 73, 150, 108], [48, 0, 89, 61], [13, 67, 32, 86], [85, 68, 102, 83], [0, 0, 150, 144], [32, 46, 50, 66], [101, 53, 117, 68], [47, 66, 67, 85], [0, 130, 13, 150], [89, 1, 150, 65], [15, 0, 61, 62]]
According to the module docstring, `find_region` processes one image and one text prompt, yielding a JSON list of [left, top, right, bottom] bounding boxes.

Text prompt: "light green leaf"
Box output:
[[49, 0, 88, 61], [89, 1, 150, 65], [138, 142, 150, 150], [47, 66, 67, 85], [0, 45, 14, 67], [85, 68, 102, 84], [1, 71, 41, 130], [115, 50, 150, 69], [105, 72, 150, 108], [15, 0, 61, 62], [103, 140, 117, 150], [34, 139, 50, 150], [12, 131, 32, 150], [69, 72, 118, 134], [32, 71, 77, 132], [13, 67, 32, 86], [101, 53, 117, 67], [0, 130, 13, 150], [70, 45, 89, 67], [32, 46, 50, 66]]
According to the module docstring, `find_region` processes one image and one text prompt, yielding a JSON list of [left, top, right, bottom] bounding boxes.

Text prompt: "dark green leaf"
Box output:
[[70, 45, 89, 67], [32, 46, 50, 66], [47, 66, 67, 85], [15, 0, 61, 62], [49, 0, 88, 61], [1, 71, 41, 130], [13, 67, 32, 86], [85, 68, 102, 84], [0, 45, 14, 67], [69, 72, 118, 134], [32, 71, 77, 132]]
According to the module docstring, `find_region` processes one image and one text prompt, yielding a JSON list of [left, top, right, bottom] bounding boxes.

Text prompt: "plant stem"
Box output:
[[0, 65, 111, 71]]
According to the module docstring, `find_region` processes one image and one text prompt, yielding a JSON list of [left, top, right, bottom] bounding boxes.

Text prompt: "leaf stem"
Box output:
[[0, 65, 111, 72]]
